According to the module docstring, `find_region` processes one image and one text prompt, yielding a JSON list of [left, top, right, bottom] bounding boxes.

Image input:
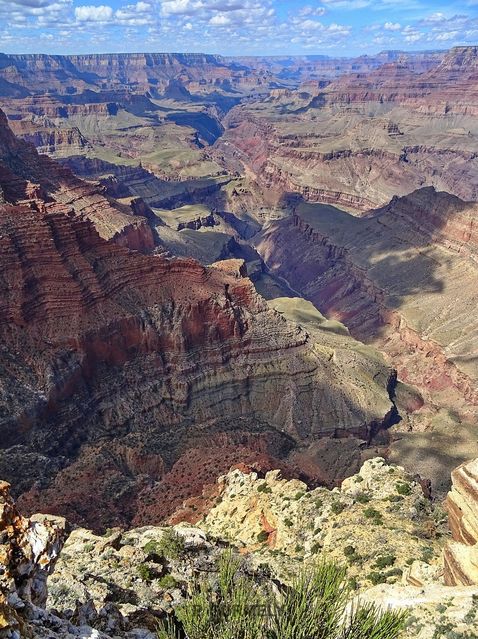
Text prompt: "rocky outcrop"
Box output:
[[444, 459, 478, 585], [200, 458, 442, 587], [0, 481, 67, 638], [0, 457, 475, 639]]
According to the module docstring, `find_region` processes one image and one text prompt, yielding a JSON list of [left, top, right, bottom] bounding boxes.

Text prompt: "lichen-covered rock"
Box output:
[[357, 582, 478, 639], [0, 481, 68, 638], [199, 458, 444, 588]]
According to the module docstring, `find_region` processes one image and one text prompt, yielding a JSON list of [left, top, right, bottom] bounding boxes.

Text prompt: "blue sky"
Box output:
[[0, 0, 477, 56]]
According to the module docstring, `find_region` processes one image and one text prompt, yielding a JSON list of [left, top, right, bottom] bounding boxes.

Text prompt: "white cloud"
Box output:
[[161, 0, 201, 15], [75, 4, 113, 21], [384, 21, 400, 31], [299, 4, 326, 16], [209, 12, 231, 25], [435, 30, 459, 41], [115, 1, 152, 25]]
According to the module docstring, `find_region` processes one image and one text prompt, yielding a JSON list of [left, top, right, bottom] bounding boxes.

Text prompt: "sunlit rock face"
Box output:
[[216, 47, 478, 212], [0, 198, 394, 530], [445, 459, 478, 586], [0, 481, 68, 638]]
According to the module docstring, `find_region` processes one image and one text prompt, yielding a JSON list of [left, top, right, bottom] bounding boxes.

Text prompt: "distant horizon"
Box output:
[[1, 45, 474, 60], [1, 0, 477, 57]]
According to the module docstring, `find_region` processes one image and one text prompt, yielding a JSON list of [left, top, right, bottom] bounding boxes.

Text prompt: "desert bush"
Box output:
[[158, 529, 186, 560], [157, 550, 406, 639]]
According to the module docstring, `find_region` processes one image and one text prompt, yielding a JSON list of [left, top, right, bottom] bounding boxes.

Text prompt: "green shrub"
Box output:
[[294, 491, 305, 501], [387, 495, 404, 503], [343, 545, 361, 564], [420, 546, 435, 564], [374, 555, 396, 569], [363, 507, 384, 524], [367, 571, 387, 585], [158, 574, 178, 589], [257, 530, 269, 543], [143, 540, 161, 556], [284, 518, 293, 528], [137, 564, 152, 581], [355, 493, 371, 504], [331, 501, 346, 515], [257, 483, 272, 494], [157, 529, 185, 560], [396, 482, 412, 496], [157, 551, 407, 639]]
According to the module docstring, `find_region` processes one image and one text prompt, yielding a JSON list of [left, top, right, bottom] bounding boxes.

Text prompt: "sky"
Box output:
[[0, 0, 477, 56]]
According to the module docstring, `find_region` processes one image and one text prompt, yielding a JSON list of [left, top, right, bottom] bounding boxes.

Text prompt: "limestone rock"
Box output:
[[357, 582, 478, 639], [0, 481, 68, 638], [199, 458, 443, 588], [444, 458, 478, 585]]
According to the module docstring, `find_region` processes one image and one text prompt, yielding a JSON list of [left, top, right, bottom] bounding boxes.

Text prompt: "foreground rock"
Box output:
[[200, 458, 444, 588], [2, 458, 478, 638], [444, 459, 478, 586], [0, 481, 68, 638]]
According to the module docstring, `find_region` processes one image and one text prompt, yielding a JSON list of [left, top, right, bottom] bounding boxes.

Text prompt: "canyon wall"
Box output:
[[254, 188, 478, 490], [217, 46, 478, 211]]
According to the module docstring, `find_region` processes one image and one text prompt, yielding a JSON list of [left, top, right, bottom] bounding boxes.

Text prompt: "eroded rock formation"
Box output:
[[444, 459, 478, 586], [255, 188, 478, 490], [0, 109, 154, 251], [217, 46, 478, 210], [0, 481, 67, 638], [0, 196, 396, 529]]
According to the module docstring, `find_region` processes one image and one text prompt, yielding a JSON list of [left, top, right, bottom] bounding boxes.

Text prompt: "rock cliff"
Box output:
[[255, 188, 478, 490], [444, 459, 478, 586], [0, 196, 395, 528], [0, 109, 154, 251]]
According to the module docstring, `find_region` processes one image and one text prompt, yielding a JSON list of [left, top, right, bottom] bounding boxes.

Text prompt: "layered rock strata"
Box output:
[[217, 46, 478, 210], [255, 188, 478, 489], [0, 195, 395, 528], [0, 109, 154, 251], [444, 459, 478, 586]]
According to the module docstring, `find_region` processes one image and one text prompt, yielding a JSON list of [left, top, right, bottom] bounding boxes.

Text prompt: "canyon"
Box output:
[[0, 108, 400, 530], [0, 41, 478, 638], [0, 45, 477, 541]]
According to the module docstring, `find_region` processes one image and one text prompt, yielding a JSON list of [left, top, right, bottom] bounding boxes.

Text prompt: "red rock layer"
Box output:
[[0, 197, 394, 528], [255, 187, 478, 415], [0, 108, 154, 251]]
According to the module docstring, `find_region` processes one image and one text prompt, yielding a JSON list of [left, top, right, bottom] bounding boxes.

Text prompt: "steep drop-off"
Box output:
[[0, 175, 396, 528], [0, 109, 154, 251], [255, 188, 478, 490]]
